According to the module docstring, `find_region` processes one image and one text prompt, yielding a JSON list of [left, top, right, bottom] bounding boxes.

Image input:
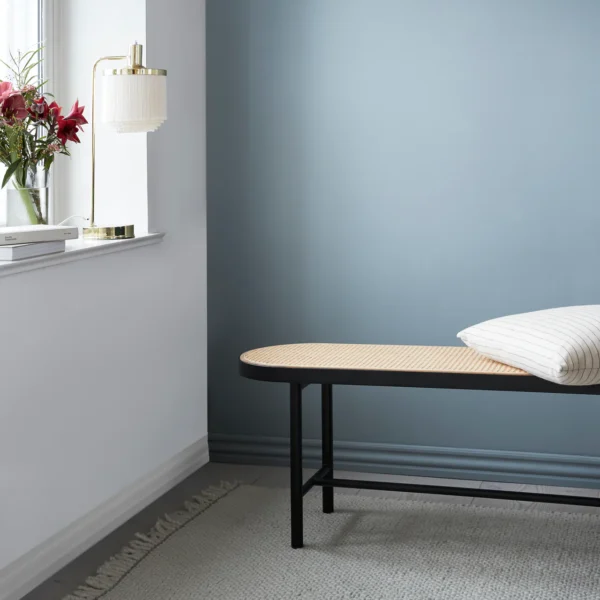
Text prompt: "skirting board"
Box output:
[[0, 436, 209, 600], [209, 433, 600, 490]]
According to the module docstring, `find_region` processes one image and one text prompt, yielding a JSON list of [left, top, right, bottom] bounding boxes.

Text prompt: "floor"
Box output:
[[23, 462, 600, 600]]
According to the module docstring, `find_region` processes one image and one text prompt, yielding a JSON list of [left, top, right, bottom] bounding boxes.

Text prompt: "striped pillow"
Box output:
[[457, 306, 600, 386]]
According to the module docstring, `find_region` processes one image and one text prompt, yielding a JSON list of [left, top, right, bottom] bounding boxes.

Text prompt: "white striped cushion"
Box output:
[[457, 306, 600, 386]]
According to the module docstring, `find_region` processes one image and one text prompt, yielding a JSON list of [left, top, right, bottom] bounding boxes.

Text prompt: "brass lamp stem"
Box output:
[[91, 55, 126, 227]]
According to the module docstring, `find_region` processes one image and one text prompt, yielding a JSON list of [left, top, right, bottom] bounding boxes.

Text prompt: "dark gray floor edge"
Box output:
[[209, 434, 600, 490]]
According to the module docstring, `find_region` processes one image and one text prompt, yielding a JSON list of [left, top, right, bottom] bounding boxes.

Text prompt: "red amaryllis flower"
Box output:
[[0, 81, 14, 102], [48, 101, 62, 118], [57, 117, 81, 144], [64, 100, 87, 127], [1, 91, 28, 123], [29, 96, 50, 120]]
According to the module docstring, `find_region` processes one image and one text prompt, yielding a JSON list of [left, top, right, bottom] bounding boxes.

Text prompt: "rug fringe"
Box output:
[[62, 480, 239, 600]]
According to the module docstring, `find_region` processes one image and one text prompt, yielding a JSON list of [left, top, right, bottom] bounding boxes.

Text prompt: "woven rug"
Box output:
[[64, 483, 600, 600]]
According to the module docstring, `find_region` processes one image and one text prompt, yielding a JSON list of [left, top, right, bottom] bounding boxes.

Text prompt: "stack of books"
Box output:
[[0, 225, 79, 261]]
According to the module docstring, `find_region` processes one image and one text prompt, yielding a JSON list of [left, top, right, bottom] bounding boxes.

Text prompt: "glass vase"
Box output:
[[7, 168, 49, 226]]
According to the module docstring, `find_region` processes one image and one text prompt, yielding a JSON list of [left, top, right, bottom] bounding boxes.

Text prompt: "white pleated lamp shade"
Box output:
[[101, 73, 167, 133]]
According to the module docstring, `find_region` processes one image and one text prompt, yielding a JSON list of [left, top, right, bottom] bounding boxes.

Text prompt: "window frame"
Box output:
[[0, 0, 47, 225]]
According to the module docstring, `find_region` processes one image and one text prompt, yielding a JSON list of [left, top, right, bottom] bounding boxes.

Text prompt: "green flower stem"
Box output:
[[13, 182, 43, 225]]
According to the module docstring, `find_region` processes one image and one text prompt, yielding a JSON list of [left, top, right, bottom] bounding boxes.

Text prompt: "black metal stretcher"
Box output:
[[239, 343, 600, 548]]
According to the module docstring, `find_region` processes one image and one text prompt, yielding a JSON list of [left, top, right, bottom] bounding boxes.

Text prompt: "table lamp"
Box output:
[[83, 43, 167, 240]]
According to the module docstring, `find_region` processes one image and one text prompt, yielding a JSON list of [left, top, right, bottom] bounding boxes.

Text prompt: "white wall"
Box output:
[[0, 0, 207, 591], [52, 0, 148, 230]]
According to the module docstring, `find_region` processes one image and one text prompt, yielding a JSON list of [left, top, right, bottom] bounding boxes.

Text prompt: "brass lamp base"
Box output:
[[83, 224, 135, 240]]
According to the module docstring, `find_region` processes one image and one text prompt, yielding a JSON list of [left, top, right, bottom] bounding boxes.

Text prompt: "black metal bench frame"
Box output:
[[240, 359, 600, 549]]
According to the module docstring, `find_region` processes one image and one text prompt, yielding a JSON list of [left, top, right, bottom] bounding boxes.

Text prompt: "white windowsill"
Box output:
[[0, 232, 165, 278]]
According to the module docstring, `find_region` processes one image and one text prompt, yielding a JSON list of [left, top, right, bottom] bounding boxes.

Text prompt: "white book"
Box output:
[[0, 225, 78, 246], [0, 240, 66, 261]]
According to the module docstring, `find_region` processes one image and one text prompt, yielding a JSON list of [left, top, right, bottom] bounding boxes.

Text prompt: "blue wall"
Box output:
[[207, 0, 600, 485]]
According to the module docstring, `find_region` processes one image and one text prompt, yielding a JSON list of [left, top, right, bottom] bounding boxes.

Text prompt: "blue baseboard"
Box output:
[[209, 433, 600, 490]]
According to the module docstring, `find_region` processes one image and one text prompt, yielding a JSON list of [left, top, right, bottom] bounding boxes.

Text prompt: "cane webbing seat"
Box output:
[[241, 344, 527, 376]]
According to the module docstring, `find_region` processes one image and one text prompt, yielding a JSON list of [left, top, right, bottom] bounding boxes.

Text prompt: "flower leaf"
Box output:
[[21, 47, 42, 72], [1, 160, 21, 189]]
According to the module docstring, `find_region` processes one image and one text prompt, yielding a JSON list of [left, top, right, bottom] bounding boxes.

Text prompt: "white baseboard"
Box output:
[[0, 436, 209, 600]]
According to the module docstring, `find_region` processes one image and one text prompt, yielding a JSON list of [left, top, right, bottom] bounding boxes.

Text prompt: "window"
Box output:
[[0, 0, 44, 226], [1, 0, 149, 233]]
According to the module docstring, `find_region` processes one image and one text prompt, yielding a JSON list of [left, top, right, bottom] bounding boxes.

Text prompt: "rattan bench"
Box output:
[[240, 343, 600, 548]]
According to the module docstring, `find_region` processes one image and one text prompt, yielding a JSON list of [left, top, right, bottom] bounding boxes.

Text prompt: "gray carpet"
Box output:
[[65, 483, 600, 600]]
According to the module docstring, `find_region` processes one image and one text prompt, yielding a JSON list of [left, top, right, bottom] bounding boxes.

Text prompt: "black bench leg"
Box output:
[[322, 384, 334, 513], [290, 383, 303, 549]]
